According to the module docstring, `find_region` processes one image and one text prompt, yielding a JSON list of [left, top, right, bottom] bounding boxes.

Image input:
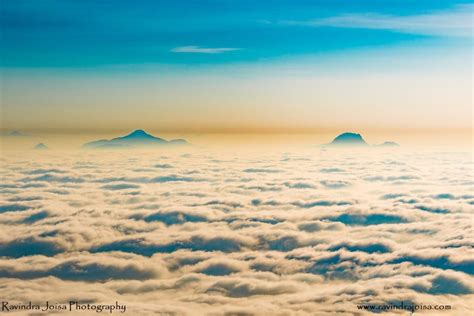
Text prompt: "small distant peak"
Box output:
[[169, 139, 189, 145], [2, 130, 29, 137], [376, 141, 400, 147], [34, 143, 48, 150]]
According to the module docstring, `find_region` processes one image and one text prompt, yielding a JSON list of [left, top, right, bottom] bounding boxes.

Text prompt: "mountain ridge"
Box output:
[[83, 129, 189, 149]]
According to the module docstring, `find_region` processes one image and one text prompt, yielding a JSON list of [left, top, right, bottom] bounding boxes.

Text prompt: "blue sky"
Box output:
[[1, 0, 471, 67], [0, 1, 472, 133]]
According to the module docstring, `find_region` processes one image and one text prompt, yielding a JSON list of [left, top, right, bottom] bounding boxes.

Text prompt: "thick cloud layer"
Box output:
[[0, 148, 472, 315]]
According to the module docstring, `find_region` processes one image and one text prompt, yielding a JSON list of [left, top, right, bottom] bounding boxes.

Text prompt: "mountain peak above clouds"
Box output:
[[33, 143, 48, 150], [375, 141, 400, 147], [329, 132, 369, 147], [323, 132, 399, 148], [1, 130, 29, 137], [123, 129, 154, 138], [82, 129, 189, 149]]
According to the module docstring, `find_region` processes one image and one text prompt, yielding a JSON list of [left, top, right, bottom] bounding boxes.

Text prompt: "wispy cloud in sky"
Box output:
[[171, 46, 241, 54], [284, 4, 473, 37]]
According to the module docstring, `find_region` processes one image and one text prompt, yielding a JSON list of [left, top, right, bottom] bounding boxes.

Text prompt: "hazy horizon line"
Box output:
[[0, 126, 471, 135]]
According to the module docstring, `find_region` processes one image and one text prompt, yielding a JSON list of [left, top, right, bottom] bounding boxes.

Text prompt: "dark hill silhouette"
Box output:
[[83, 129, 189, 149], [327, 132, 369, 147], [323, 132, 399, 148]]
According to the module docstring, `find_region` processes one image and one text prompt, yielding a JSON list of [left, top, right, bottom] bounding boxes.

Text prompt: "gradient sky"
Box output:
[[0, 0, 472, 132]]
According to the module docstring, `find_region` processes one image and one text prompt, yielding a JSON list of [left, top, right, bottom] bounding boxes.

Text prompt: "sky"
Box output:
[[0, 0, 472, 136]]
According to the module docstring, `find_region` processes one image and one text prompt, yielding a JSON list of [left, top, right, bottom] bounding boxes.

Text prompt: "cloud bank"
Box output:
[[0, 148, 472, 315]]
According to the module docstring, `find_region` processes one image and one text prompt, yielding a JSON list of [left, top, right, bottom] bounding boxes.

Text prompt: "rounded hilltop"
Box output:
[[376, 141, 400, 147], [329, 132, 368, 146], [323, 132, 399, 148]]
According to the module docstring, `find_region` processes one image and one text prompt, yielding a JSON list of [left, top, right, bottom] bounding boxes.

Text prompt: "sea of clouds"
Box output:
[[0, 148, 472, 315]]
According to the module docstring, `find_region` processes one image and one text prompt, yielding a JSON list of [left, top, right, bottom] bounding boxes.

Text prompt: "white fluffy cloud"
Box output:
[[0, 148, 472, 314]]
